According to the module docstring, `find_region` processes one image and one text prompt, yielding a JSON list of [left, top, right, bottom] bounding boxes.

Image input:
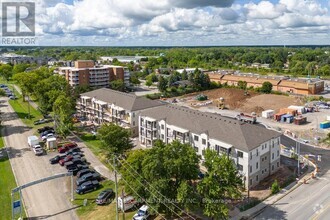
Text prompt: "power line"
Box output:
[[117, 157, 195, 220]]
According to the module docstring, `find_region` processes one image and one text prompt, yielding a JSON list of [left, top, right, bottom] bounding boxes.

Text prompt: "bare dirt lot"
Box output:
[[181, 88, 304, 114]]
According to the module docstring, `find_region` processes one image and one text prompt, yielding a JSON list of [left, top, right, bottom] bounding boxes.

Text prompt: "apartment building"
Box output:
[[139, 105, 281, 188], [207, 72, 324, 95], [76, 88, 163, 136], [58, 60, 130, 88]]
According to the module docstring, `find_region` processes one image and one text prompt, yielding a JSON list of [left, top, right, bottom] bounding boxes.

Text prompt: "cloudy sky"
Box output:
[[8, 0, 330, 46]]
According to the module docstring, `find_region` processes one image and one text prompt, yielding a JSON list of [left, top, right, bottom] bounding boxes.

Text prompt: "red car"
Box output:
[[59, 155, 73, 166], [58, 142, 77, 153]]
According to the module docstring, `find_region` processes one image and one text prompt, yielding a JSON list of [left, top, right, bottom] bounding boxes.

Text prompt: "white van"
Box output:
[[117, 195, 138, 212]]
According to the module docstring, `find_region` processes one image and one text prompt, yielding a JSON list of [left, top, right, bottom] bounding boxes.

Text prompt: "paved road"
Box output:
[[255, 136, 330, 220], [1, 97, 79, 220]]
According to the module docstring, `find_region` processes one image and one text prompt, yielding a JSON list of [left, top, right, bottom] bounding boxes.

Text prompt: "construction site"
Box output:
[[168, 88, 330, 147]]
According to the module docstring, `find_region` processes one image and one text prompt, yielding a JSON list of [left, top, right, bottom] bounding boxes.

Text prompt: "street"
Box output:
[[1, 97, 79, 220], [255, 136, 330, 219]]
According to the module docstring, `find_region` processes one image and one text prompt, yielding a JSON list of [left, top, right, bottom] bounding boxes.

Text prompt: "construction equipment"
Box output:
[[236, 112, 257, 124], [216, 97, 225, 110]]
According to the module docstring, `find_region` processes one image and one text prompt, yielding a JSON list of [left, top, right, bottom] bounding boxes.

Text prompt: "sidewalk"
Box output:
[[12, 84, 39, 110], [230, 153, 318, 220]]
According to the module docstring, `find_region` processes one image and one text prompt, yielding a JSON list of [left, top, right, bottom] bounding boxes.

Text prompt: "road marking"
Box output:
[[311, 202, 330, 220]]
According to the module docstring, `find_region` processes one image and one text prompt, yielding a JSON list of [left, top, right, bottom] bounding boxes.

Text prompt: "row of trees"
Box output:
[[119, 140, 243, 219]]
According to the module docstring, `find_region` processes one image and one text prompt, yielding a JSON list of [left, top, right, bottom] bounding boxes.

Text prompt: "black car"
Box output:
[[67, 164, 89, 175], [76, 164, 89, 171], [96, 189, 114, 205], [38, 126, 54, 134], [76, 172, 101, 186], [65, 148, 82, 155], [49, 155, 66, 164], [40, 130, 54, 137], [67, 166, 79, 175], [77, 168, 94, 178], [76, 180, 100, 194]]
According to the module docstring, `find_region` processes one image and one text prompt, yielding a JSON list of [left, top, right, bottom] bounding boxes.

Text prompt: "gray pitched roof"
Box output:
[[80, 88, 164, 111], [141, 105, 281, 152]]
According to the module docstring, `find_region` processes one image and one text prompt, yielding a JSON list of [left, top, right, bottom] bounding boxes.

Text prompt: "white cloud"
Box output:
[[244, 1, 287, 19]]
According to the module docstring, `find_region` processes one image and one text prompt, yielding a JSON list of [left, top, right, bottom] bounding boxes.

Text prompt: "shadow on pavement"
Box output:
[[252, 203, 287, 220], [6, 146, 31, 158], [24, 205, 82, 220], [2, 123, 31, 136]]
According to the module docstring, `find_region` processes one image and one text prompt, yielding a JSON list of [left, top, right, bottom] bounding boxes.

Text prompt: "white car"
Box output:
[[33, 145, 43, 156], [133, 205, 150, 220], [41, 133, 54, 141]]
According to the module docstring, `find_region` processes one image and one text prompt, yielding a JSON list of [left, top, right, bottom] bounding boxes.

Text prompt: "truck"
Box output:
[[28, 136, 39, 148], [118, 195, 138, 212], [235, 113, 257, 124], [133, 205, 150, 220]]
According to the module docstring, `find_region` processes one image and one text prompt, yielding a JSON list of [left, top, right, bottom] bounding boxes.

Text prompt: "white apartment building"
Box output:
[[139, 105, 281, 188], [77, 88, 163, 136]]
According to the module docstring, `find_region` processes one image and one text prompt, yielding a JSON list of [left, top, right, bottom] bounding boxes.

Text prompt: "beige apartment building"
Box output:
[[59, 60, 130, 88]]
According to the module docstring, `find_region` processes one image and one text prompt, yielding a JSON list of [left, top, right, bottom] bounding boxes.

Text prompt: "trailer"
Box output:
[[262, 110, 274, 119], [28, 136, 39, 148], [320, 121, 330, 129], [236, 113, 257, 124]]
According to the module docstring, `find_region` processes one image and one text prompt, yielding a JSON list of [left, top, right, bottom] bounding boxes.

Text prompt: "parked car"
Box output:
[[133, 205, 150, 220], [77, 168, 95, 178], [38, 126, 53, 134], [59, 155, 73, 166], [75, 180, 100, 194], [58, 142, 78, 153], [41, 133, 54, 141], [67, 166, 79, 175], [76, 172, 101, 186], [49, 154, 66, 164], [9, 95, 16, 100], [96, 189, 113, 205], [76, 164, 89, 171], [65, 147, 81, 155], [34, 118, 48, 125], [40, 130, 54, 137], [33, 145, 43, 156]]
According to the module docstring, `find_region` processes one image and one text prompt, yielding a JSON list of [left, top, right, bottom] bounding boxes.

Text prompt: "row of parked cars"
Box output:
[[0, 84, 16, 100]]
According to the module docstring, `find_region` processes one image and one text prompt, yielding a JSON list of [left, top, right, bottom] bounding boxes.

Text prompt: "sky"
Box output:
[[3, 0, 330, 46]]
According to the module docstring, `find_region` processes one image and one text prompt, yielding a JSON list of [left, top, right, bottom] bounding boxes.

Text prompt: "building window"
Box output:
[[161, 124, 164, 130], [249, 179, 253, 186], [256, 149, 259, 156], [133, 121, 135, 126], [194, 135, 199, 141], [202, 139, 206, 145], [265, 168, 267, 172], [237, 164, 243, 171], [261, 158, 264, 162], [262, 170, 264, 174], [250, 165, 252, 173], [272, 165, 274, 171], [250, 152, 252, 160], [265, 156, 267, 160], [161, 134, 164, 139], [262, 145, 264, 150], [194, 146, 198, 152], [237, 151, 243, 158], [132, 113, 135, 117], [272, 153, 274, 159], [277, 162, 280, 167], [277, 150, 279, 157], [256, 175, 259, 182], [256, 162, 258, 169]]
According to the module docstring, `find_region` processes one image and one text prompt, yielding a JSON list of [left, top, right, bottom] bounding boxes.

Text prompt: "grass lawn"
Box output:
[[73, 180, 135, 220], [0, 134, 26, 219], [78, 133, 108, 163], [8, 90, 43, 127]]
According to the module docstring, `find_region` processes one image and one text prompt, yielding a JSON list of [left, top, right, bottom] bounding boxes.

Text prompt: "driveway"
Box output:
[[1, 97, 79, 220]]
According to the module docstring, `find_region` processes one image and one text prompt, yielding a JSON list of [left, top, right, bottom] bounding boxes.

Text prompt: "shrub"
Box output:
[[271, 180, 280, 194]]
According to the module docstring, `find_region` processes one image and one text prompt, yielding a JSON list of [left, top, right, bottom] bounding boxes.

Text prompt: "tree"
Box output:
[[110, 79, 125, 91], [53, 95, 75, 139], [97, 123, 133, 156], [146, 73, 158, 83], [0, 88, 6, 96], [260, 81, 273, 94], [181, 69, 188, 80], [145, 78, 153, 87], [0, 64, 13, 81], [197, 150, 243, 219], [121, 140, 200, 217], [130, 74, 141, 86], [237, 81, 247, 90], [271, 180, 280, 194], [12, 63, 29, 74], [157, 75, 168, 93]]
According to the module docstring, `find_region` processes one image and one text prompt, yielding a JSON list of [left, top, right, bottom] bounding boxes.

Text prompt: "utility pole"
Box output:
[[297, 142, 300, 176], [113, 157, 119, 220], [27, 95, 31, 119], [122, 189, 126, 220]]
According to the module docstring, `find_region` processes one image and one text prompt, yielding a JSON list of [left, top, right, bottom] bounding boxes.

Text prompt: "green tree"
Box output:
[[271, 180, 280, 194], [197, 150, 243, 219], [12, 63, 29, 74], [145, 78, 153, 87], [110, 79, 125, 91], [237, 81, 247, 90], [0, 88, 6, 96], [260, 81, 273, 94], [319, 65, 330, 75], [129, 74, 141, 86], [181, 69, 188, 80], [0, 64, 13, 81], [53, 95, 75, 138], [97, 123, 133, 156], [157, 75, 168, 93]]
